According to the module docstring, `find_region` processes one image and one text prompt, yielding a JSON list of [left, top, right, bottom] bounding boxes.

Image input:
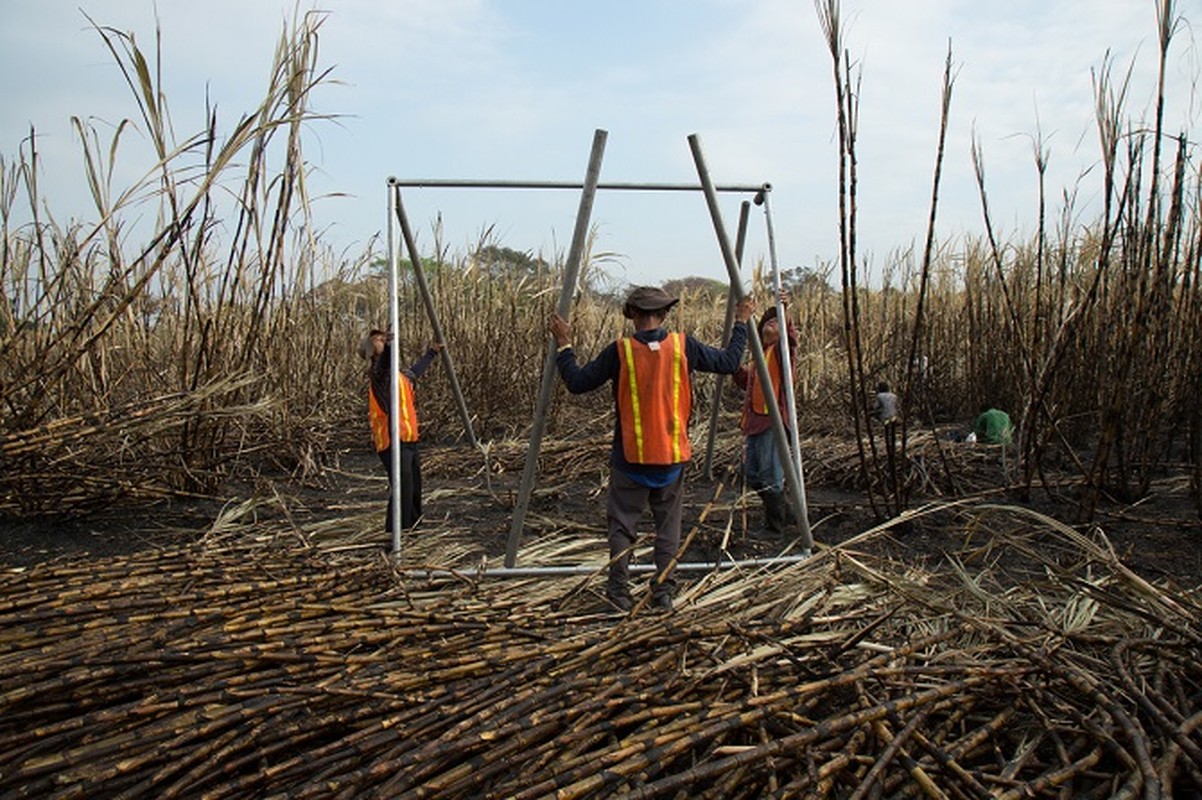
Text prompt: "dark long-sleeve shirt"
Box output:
[[369, 343, 438, 420], [556, 323, 748, 477]]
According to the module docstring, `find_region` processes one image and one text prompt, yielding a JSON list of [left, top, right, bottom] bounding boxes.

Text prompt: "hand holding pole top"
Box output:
[[548, 313, 571, 348], [734, 297, 754, 324]]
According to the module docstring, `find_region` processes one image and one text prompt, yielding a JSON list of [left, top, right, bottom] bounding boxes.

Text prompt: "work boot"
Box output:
[[606, 588, 633, 613], [651, 591, 674, 613], [606, 548, 634, 613]]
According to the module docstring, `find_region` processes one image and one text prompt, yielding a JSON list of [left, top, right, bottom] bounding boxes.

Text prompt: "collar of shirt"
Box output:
[[632, 328, 668, 344]]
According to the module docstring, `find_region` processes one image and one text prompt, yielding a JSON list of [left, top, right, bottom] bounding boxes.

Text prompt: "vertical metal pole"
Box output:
[[391, 184, 480, 448], [386, 184, 403, 555], [504, 129, 608, 568], [760, 187, 810, 536], [688, 134, 812, 551], [702, 200, 751, 479]]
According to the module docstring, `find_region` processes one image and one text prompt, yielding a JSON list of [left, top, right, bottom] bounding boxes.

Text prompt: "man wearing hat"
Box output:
[[549, 285, 754, 612]]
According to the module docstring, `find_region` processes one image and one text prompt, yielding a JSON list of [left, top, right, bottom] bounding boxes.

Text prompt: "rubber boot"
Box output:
[[757, 490, 786, 536]]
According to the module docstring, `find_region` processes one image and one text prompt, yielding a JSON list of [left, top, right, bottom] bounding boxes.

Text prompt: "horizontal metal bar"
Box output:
[[400, 551, 812, 580], [387, 176, 771, 194]]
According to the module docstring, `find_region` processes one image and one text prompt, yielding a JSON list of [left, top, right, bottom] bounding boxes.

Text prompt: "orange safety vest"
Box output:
[[749, 344, 786, 416], [616, 332, 692, 465], [369, 374, 418, 451]]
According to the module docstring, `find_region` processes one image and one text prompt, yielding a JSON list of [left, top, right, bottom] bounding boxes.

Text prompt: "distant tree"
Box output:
[[470, 245, 549, 278], [778, 265, 836, 295], [369, 255, 445, 281], [663, 276, 726, 298]]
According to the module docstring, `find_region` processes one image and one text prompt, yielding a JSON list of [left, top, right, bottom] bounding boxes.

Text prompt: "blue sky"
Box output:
[[2, 1, 1198, 288]]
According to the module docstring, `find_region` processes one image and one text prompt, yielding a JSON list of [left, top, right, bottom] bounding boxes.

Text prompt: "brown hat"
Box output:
[[623, 285, 679, 319]]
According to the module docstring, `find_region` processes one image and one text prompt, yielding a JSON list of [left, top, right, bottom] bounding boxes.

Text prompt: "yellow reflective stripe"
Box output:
[[405, 376, 421, 441], [621, 337, 644, 463], [670, 333, 683, 462], [398, 377, 410, 440], [369, 389, 388, 450]]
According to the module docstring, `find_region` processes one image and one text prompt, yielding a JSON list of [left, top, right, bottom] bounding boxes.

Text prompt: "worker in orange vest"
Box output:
[[359, 329, 443, 541], [550, 286, 754, 613], [733, 291, 798, 536]]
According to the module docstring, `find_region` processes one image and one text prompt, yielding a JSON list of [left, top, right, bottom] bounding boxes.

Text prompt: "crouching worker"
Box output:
[[359, 329, 443, 542], [973, 405, 1013, 445], [733, 292, 798, 537], [549, 286, 754, 613]]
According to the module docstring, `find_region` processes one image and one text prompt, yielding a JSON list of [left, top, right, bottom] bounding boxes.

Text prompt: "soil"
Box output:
[[2, 436, 1201, 591]]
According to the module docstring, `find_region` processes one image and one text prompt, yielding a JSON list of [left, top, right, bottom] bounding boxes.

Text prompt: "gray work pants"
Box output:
[[605, 468, 684, 601]]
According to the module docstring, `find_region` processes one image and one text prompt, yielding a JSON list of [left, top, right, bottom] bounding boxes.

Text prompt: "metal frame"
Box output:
[[383, 128, 813, 572], [387, 178, 769, 193], [402, 553, 812, 581], [385, 187, 402, 554], [687, 134, 812, 553], [702, 201, 752, 480], [758, 188, 810, 541]]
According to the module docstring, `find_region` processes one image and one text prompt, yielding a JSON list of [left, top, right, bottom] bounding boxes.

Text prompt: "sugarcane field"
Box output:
[[4, 2, 1202, 798]]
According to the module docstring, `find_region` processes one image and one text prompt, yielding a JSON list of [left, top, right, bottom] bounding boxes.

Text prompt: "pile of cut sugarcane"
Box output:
[[1, 502, 1199, 798]]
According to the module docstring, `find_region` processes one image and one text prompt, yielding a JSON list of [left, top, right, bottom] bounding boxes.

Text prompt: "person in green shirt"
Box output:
[[973, 407, 1013, 445]]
